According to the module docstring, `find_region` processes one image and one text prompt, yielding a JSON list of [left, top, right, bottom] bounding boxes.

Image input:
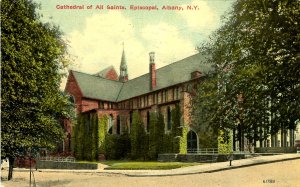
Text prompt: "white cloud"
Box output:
[[63, 11, 197, 89], [179, 1, 219, 35], [141, 22, 197, 67], [67, 12, 146, 77]]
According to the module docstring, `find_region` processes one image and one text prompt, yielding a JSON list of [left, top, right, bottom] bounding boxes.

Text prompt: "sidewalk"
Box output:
[[14, 153, 300, 177]]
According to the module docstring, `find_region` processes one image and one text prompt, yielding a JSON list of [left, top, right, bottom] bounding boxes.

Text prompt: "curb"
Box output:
[[12, 156, 300, 177], [123, 156, 300, 177]]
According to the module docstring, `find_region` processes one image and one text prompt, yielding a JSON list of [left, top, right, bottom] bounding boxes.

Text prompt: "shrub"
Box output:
[[218, 130, 233, 154]]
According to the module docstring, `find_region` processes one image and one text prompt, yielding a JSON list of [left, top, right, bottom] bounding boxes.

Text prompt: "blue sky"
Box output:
[[34, 0, 234, 87]]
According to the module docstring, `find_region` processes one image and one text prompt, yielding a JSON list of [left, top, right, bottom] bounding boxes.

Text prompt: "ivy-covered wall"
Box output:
[[73, 112, 99, 161], [72, 105, 189, 161], [171, 105, 188, 154], [98, 115, 108, 154], [130, 111, 148, 160]]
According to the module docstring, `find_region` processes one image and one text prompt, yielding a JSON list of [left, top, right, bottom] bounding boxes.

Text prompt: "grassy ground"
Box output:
[[100, 161, 201, 170], [76, 161, 99, 164]]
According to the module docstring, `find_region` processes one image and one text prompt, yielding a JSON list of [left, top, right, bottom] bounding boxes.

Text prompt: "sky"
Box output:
[[34, 0, 234, 88]]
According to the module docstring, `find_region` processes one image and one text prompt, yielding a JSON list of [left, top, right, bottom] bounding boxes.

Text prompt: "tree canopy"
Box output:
[[1, 0, 73, 177], [192, 0, 300, 150]]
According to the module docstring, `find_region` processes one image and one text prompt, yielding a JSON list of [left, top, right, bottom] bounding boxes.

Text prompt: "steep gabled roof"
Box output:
[[94, 65, 117, 78], [72, 71, 123, 101], [69, 53, 212, 102], [117, 53, 211, 101]]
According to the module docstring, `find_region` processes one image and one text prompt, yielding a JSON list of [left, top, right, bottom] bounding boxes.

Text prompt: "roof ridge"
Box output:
[[120, 53, 201, 83], [155, 53, 202, 72], [116, 83, 125, 101], [70, 53, 202, 85], [98, 65, 114, 71], [71, 70, 123, 84]]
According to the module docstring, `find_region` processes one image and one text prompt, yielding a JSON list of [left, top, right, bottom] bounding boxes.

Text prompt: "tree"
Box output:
[[148, 112, 165, 159], [193, 0, 300, 151], [1, 0, 72, 180], [148, 112, 158, 159], [130, 111, 148, 159]]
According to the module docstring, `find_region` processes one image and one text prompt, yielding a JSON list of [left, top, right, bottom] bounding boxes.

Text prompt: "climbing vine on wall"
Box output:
[[130, 111, 148, 160], [171, 105, 188, 154], [72, 105, 189, 161], [98, 115, 108, 154], [149, 112, 165, 160], [72, 112, 99, 161]]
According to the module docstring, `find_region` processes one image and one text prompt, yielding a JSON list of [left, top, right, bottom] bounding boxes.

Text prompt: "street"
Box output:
[[1, 159, 300, 187]]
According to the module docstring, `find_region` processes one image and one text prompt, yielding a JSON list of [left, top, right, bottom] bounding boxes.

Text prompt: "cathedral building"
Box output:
[[63, 49, 299, 155], [64, 50, 211, 153]]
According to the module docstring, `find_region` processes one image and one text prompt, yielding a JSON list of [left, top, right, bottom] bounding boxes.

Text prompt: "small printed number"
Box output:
[[263, 179, 275, 183]]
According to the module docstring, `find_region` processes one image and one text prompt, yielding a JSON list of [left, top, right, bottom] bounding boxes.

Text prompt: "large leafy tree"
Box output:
[[193, 0, 300, 151], [1, 0, 72, 179]]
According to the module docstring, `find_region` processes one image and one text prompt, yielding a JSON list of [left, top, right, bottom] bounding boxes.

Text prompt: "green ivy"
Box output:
[[130, 111, 139, 159], [171, 105, 187, 154], [148, 112, 158, 159], [162, 133, 173, 153], [98, 115, 108, 154], [72, 106, 189, 161], [218, 130, 233, 154], [130, 111, 148, 160], [73, 113, 101, 161], [91, 113, 98, 160], [156, 113, 165, 154]]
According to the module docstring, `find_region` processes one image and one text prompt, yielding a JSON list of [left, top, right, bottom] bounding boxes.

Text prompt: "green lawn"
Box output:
[[76, 161, 99, 164], [101, 161, 201, 170]]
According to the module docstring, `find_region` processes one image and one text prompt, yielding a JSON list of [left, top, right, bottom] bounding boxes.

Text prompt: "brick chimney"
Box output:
[[149, 52, 156, 90]]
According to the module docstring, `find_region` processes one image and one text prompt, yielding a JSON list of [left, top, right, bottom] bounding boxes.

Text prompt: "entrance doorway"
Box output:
[[187, 130, 198, 153]]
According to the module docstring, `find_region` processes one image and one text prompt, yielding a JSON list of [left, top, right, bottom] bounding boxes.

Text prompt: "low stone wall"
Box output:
[[15, 157, 36, 168], [254, 147, 297, 153], [158, 154, 245, 163], [36, 160, 98, 170]]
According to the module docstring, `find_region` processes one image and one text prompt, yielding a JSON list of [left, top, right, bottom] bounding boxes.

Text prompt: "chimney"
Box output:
[[149, 52, 156, 90]]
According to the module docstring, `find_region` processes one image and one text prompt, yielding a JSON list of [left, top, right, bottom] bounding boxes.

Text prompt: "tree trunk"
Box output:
[[237, 123, 243, 151], [233, 128, 236, 151], [8, 157, 15, 180]]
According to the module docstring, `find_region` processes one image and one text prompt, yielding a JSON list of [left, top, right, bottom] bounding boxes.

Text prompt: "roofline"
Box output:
[[95, 65, 119, 76], [80, 75, 205, 103], [70, 53, 203, 85], [152, 53, 202, 73], [70, 52, 208, 102], [121, 52, 201, 83], [116, 75, 206, 102], [116, 83, 125, 101], [65, 70, 84, 97], [82, 96, 116, 103], [71, 70, 124, 84]]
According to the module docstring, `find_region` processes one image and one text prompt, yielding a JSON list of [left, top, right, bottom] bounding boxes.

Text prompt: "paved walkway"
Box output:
[[14, 154, 300, 177]]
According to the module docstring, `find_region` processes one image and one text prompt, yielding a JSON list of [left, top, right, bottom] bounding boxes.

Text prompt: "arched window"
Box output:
[[129, 111, 133, 133], [167, 107, 172, 130], [108, 114, 113, 134], [146, 111, 150, 132], [117, 115, 121, 134], [187, 130, 198, 153], [67, 133, 71, 152]]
